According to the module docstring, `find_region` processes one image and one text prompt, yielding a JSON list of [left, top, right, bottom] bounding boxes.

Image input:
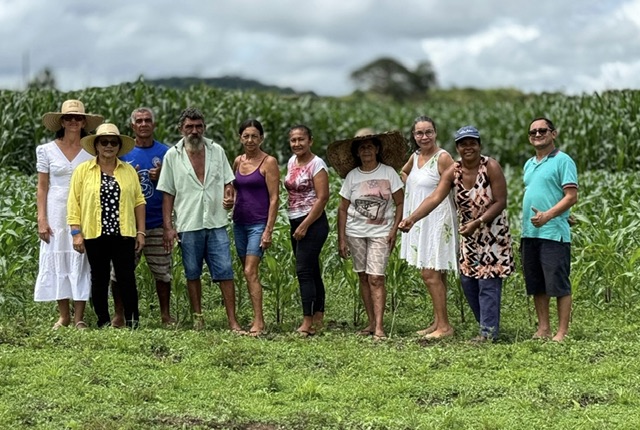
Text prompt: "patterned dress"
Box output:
[[453, 156, 514, 279], [400, 150, 458, 271]]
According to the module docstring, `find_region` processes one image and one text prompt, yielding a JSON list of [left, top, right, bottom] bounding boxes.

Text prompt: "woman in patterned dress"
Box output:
[[400, 116, 458, 339], [36, 100, 103, 330], [67, 124, 146, 328], [399, 126, 514, 342]]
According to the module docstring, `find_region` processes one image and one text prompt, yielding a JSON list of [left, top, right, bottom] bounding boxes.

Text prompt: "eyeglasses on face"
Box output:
[[97, 139, 121, 147], [413, 130, 435, 138], [62, 115, 85, 122], [528, 128, 551, 137]]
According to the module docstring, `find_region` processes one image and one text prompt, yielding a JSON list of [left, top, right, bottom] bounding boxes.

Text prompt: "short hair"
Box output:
[[409, 115, 437, 150], [239, 118, 264, 136], [529, 117, 556, 131], [288, 124, 312, 139], [130, 107, 155, 124], [178, 107, 205, 130], [351, 137, 383, 167]]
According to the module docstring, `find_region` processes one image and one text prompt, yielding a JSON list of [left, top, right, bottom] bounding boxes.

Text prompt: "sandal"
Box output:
[[75, 321, 88, 330]]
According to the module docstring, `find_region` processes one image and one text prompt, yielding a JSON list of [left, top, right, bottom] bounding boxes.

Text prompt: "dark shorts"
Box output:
[[521, 238, 571, 297]]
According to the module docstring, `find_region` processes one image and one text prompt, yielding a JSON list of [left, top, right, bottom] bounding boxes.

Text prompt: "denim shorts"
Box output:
[[521, 238, 571, 297], [233, 223, 266, 258], [178, 228, 233, 281]]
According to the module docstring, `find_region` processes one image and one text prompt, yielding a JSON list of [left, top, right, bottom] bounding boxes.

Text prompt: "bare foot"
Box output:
[[193, 315, 205, 331], [111, 316, 125, 329], [248, 324, 265, 337], [312, 312, 324, 330], [552, 332, 568, 342], [356, 324, 374, 336], [416, 322, 437, 336], [532, 329, 551, 340], [424, 327, 454, 340], [161, 316, 177, 326]]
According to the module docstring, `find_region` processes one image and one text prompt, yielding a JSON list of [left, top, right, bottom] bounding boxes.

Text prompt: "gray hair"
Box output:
[[130, 107, 155, 124], [178, 107, 205, 130]]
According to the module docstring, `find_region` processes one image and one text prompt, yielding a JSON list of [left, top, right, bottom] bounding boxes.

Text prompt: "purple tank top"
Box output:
[[233, 159, 270, 225]]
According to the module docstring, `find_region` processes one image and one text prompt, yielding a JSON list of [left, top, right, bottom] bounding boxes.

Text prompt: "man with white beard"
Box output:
[[157, 107, 243, 332]]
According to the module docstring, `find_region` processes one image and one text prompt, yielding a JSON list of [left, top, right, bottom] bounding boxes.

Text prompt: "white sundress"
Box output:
[[400, 149, 458, 271], [34, 141, 93, 301]]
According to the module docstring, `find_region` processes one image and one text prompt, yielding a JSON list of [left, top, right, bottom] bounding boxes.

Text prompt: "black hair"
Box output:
[[288, 124, 312, 139], [239, 118, 264, 136], [351, 137, 383, 166], [409, 115, 437, 150], [529, 117, 556, 131]]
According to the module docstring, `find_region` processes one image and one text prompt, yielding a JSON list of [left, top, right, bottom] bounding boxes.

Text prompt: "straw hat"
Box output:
[[80, 123, 136, 157], [42, 99, 104, 132], [327, 131, 407, 178]]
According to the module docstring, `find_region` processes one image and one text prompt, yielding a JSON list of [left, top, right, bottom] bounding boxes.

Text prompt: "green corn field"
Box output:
[[0, 82, 639, 325]]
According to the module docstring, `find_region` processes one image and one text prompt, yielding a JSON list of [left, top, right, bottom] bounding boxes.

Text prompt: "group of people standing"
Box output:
[[34, 99, 578, 343]]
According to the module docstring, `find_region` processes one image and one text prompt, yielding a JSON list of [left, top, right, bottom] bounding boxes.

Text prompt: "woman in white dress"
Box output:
[[400, 116, 458, 339], [35, 100, 103, 329]]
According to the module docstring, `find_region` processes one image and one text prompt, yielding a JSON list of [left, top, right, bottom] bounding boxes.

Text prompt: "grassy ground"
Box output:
[[2, 292, 640, 430]]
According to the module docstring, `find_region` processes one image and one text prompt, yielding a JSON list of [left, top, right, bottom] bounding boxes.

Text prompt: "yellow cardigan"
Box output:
[[67, 158, 145, 239]]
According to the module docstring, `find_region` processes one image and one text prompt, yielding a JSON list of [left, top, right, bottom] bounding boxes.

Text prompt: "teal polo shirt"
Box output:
[[522, 149, 578, 242]]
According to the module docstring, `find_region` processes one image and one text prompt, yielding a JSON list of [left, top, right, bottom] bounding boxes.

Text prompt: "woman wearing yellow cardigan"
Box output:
[[67, 124, 146, 328]]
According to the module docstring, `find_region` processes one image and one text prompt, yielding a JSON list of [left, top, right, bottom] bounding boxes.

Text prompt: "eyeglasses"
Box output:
[[528, 128, 551, 137], [97, 139, 120, 147], [241, 134, 262, 141], [62, 114, 85, 122], [413, 130, 435, 138]]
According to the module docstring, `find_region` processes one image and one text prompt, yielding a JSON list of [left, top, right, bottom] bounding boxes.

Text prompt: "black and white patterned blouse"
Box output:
[[100, 172, 121, 236]]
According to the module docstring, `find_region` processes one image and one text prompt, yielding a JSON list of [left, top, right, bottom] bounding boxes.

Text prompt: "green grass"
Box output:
[[2, 294, 640, 429]]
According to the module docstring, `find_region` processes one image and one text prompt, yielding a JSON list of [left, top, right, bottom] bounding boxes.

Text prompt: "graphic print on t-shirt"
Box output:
[[354, 179, 391, 225]]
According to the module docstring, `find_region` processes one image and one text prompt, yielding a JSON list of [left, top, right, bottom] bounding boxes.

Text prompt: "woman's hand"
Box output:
[[338, 238, 350, 259], [72, 234, 85, 254], [293, 224, 308, 241], [135, 234, 145, 252], [260, 230, 272, 250], [38, 219, 53, 244], [397, 218, 414, 233], [459, 219, 482, 238]]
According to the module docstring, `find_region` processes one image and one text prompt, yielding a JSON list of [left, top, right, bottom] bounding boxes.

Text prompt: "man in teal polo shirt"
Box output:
[[521, 117, 578, 342]]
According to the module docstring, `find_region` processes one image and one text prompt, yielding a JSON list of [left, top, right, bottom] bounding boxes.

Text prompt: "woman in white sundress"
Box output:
[[35, 100, 103, 329], [400, 115, 458, 340]]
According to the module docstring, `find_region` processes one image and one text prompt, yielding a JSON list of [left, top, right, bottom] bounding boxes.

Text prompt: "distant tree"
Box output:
[[28, 67, 57, 90], [350, 57, 437, 101]]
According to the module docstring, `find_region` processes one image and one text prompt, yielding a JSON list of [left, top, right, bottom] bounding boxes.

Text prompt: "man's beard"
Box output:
[[185, 135, 204, 153]]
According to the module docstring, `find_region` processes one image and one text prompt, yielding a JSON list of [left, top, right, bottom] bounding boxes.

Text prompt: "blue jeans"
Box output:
[[290, 212, 329, 317], [233, 223, 266, 258], [460, 274, 502, 339], [179, 228, 234, 281]]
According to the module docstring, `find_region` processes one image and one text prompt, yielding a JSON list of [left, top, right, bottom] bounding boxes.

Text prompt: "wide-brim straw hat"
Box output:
[[80, 123, 136, 157], [327, 131, 407, 178], [42, 99, 104, 132]]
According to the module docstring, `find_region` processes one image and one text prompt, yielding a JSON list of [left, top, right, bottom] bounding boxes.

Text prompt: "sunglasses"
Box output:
[[97, 139, 121, 147], [61, 114, 85, 122], [528, 128, 551, 137]]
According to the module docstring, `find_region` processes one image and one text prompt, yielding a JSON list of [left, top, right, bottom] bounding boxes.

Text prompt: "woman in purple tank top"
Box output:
[[232, 119, 280, 336]]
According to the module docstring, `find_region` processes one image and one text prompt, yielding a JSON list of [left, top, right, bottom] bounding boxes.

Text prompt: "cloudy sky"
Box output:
[[1, 0, 639, 95]]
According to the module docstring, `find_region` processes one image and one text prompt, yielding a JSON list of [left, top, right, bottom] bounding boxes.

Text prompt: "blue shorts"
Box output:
[[521, 238, 571, 297], [233, 223, 266, 258], [178, 228, 234, 281]]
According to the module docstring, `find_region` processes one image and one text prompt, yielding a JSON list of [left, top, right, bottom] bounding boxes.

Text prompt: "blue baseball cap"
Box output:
[[454, 125, 481, 142]]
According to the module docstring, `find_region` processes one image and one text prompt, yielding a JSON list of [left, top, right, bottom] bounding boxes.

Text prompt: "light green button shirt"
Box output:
[[157, 137, 234, 233]]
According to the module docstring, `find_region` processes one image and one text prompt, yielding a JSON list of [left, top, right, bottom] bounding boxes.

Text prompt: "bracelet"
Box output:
[[70, 229, 82, 236], [478, 217, 486, 227], [136, 231, 146, 236]]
